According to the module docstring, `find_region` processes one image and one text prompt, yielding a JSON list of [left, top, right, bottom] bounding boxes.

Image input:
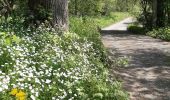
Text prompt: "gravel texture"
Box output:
[[102, 18, 170, 100]]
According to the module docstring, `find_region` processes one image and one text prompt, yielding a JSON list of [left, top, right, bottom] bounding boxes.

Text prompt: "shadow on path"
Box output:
[[101, 18, 170, 100]]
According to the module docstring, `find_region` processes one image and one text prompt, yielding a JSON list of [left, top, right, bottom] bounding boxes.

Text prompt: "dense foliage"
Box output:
[[147, 27, 170, 41], [0, 17, 129, 99], [137, 0, 170, 29], [127, 25, 146, 35], [128, 0, 170, 41], [69, 0, 103, 16], [0, 0, 132, 100], [69, 0, 137, 16]]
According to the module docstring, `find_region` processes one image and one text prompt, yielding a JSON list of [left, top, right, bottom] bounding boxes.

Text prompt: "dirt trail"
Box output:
[[101, 18, 170, 100]]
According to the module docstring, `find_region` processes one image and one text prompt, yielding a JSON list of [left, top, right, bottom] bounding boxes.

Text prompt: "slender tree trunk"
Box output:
[[74, 0, 78, 16], [167, 0, 170, 25], [157, 0, 165, 27], [152, 0, 157, 27]]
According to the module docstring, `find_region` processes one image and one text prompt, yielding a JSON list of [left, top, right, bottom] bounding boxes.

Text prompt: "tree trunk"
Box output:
[[28, 0, 69, 31], [157, 0, 165, 27], [52, 0, 69, 31], [167, 0, 170, 25], [0, 0, 14, 18], [74, 0, 78, 16], [152, 0, 157, 27]]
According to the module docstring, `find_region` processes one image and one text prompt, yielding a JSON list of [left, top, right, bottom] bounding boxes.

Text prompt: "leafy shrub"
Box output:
[[0, 17, 129, 99], [147, 27, 170, 41], [127, 25, 146, 34], [70, 17, 109, 67]]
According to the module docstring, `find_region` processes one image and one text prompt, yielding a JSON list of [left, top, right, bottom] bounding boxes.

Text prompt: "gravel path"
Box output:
[[101, 18, 170, 100]]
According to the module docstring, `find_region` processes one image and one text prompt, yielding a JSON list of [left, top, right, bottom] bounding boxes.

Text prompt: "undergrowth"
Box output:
[[0, 16, 129, 100], [147, 27, 170, 41]]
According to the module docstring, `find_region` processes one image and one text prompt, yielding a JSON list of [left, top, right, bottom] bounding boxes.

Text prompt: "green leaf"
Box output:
[[12, 35, 21, 44], [0, 32, 6, 36], [5, 37, 12, 45], [93, 93, 103, 99]]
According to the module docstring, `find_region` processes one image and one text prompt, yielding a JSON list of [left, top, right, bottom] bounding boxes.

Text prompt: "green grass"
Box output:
[[70, 12, 130, 28], [94, 12, 130, 28]]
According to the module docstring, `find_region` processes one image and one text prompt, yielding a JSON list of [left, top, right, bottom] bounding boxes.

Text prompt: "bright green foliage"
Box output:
[[0, 16, 129, 99], [101, 0, 116, 15], [94, 12, 130, 27], [69, 0, 135, 16], [0, 0, 130, 99], [70, 17, 108, 66], [102, 0, 139, 15], [147, 27, 170, 41], [115, 0, 138, 12], [69, 12, 129, 65], [69, 0, 103, 16]]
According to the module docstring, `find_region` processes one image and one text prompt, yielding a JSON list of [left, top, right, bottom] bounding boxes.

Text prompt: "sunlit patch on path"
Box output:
[[102, 17, 170, 100]]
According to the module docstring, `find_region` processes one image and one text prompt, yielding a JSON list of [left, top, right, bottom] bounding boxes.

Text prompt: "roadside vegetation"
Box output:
[[0, 0, 133, 100], [94, 12, 130, 27], [147, 27, 170, 41], [127, 0, 170, 41], [127, 25, 146, 35]]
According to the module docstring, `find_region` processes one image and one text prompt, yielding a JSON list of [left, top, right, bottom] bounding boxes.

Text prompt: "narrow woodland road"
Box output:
[[101, 18, 170, 100]]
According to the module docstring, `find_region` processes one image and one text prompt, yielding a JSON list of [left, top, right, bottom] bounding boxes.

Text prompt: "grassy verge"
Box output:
[[70, 12, 130, 28], [70, 15, 129, 100], [94, 12, 130, 28]]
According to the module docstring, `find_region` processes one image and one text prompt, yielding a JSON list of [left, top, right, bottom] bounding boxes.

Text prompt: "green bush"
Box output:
[[147, 27, 170, 41], [0, 17, 129, 100], [70, 17, 109, 66], [127, 25, 146, 34], [128, 25, 170, 41]]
